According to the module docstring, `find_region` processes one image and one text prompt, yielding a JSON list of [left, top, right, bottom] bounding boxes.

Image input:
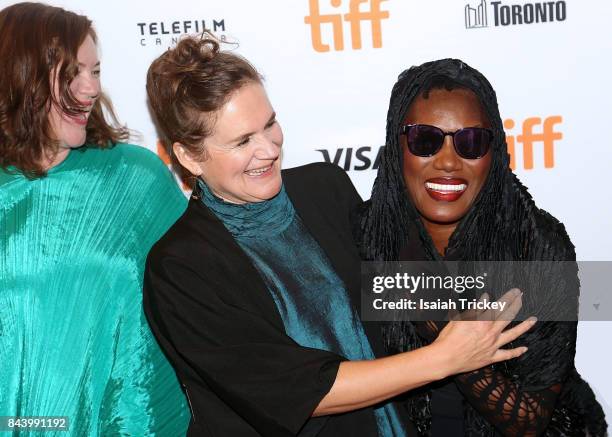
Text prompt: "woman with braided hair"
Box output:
[[356, 58, 607, 436]]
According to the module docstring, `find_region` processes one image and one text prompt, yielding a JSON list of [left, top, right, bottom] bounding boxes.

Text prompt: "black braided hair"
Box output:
[[356, 59, 607, 436], [359, 58, 519, 263]]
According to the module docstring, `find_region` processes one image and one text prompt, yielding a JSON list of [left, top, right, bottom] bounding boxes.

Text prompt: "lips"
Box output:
[[63, 106, 92, 127], [65, 113, 88, 126], [424, 177, 468, 201], [245, 165, 273, 177]]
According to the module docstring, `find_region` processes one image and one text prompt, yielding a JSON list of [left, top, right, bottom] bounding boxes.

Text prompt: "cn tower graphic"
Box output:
[[465, 0, 488, 28]]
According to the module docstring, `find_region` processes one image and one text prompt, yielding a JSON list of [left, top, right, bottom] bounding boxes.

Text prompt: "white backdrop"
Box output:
[[6, 0, 611, 422]]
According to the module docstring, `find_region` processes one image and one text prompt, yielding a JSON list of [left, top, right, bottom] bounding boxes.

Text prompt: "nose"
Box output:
[[253, 130, 282, 160], [432, 136, 462, 172], [76, 74, 100, 102]]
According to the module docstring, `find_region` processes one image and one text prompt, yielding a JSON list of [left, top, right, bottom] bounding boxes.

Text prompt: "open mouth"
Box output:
[[424, 178, 468, 201], [425, 181, 467, 192], [64, 108, 92, 126], [245, 165, 273, 177]]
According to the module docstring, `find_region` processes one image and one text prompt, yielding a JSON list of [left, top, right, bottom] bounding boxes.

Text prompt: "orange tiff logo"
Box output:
[[504, 116, 562, 170], [304, 0, 389, 52]]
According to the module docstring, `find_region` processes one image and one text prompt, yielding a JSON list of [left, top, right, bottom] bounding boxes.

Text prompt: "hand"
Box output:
[[431, 288, 536, 376]]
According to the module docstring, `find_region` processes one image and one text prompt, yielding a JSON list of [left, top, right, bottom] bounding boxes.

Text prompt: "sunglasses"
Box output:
[[401, 124, 493, 159]]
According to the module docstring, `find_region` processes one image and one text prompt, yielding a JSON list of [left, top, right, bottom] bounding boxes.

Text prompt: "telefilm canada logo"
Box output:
[[464, 0, 567, 28], [136, 18, 227, 47]]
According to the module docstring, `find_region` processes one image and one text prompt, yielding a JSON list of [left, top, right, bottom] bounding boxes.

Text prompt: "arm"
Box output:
[[99, 151, 190, 435], [144, 254, 345, 436], [144, 253, 534, 433], [100, 295, 190, 435], [315, 289, 535, 415], [414, 318, 573, 436], [454, 348, 564, 437], [413, 262, 578, 435], [451, 232, 580, 436]]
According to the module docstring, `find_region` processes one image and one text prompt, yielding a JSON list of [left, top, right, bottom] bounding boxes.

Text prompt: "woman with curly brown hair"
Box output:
[[0, 3, 189, 435]]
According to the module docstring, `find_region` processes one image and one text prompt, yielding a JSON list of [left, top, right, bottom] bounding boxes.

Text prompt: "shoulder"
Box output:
[[147, 200, 232, 269], [101, 143, 169, 173], [0, 167, 22, 190], [92, 143, 186, 218], [528, 208, 576, 261], [99, 143, 181, 190], [283, 162, 351, 186], [80, 143, 171, 178], [283, 162, 360, 203]]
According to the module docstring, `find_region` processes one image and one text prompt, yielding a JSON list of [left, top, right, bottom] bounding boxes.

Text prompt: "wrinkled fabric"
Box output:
[[200, 181, 406, 437], [0, 144, 190, 436]]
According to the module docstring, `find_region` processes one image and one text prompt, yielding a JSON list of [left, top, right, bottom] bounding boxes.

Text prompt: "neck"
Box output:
[[41, 147, 70, 171], [421, 219, 457, 256]]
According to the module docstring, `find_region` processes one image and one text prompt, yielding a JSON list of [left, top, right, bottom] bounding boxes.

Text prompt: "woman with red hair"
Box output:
[[0, 3, 189, 434]]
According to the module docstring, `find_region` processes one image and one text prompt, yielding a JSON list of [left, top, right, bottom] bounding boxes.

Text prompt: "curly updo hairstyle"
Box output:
[[146, 33, 261, 171]]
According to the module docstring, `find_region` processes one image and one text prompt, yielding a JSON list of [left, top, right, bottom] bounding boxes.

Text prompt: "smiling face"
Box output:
[[48, 34, 100, 150], [176, 82, 283, 204], [401, 88, 492, 237]]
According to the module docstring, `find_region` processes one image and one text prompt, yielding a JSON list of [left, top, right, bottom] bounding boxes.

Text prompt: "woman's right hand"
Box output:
[[431, 288, 536, 376], [315, 288, 535, 417]]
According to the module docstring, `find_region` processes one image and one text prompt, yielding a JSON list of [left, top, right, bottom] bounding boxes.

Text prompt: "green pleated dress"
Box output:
[[0, 144, 190, 436]]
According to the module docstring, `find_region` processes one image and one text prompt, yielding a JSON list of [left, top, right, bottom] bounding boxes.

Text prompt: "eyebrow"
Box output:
[[78, 61, 101, 67], [228, 112, 276, 144]]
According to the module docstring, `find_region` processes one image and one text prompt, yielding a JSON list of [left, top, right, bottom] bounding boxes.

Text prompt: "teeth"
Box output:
[[425, 182, 467, 192], [246, 166, 271, 176]]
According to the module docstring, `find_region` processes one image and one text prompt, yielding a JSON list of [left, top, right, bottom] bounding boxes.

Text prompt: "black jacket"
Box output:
[[143, 163, 404, 436]]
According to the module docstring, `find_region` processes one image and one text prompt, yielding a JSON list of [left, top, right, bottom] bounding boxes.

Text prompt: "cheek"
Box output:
[[48, 106, 65, 138], [68, 79, 82, 99], [402, 150, 425, 199], [269, 124, 284, 147], [466, 155, 492, 190]]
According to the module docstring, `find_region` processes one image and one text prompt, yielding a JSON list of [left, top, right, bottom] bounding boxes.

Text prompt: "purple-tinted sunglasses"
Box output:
[[401, 124, 493, 159]]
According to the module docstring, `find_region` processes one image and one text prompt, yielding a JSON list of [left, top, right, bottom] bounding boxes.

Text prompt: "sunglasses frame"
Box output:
[[401, 124, 494, 160]]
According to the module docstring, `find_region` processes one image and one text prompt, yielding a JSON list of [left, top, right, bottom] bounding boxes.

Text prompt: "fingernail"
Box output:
[[528, 316, 537, 323], [522, 347, 528, 353]]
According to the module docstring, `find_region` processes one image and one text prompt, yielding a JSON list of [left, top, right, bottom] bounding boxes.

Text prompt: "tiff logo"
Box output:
[[465, 0, 488, 28], [505, 116, 562, 170], [304, 0, 389, 52]]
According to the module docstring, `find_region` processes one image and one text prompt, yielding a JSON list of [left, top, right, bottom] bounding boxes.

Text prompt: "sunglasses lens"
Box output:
[[406, 125, 443, 157], [454, 128, 492, 159]]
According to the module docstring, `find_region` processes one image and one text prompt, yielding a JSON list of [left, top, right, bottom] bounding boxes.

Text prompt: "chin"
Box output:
[[256, 181, 282, 201], [262, 185, 283, 200]]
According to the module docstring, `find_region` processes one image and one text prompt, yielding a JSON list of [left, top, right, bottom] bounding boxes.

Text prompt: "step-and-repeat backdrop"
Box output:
[[6, 0, 611, 420]]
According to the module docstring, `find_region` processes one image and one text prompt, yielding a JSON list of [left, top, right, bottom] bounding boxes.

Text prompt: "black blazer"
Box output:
[[143, 163, 396, 436]]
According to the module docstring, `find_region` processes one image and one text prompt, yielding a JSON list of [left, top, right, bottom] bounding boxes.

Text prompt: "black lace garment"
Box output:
[[356, 59, 607, 437]]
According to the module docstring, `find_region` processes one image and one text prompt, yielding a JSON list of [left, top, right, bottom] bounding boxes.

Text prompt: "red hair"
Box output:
[[0, 2, 129, 178]]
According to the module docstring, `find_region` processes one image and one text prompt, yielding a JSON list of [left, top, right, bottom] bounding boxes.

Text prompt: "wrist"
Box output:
[[422, 341, 455, 380]]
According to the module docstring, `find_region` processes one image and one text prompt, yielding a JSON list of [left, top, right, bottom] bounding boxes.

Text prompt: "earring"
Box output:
[[190, 175, 202, 200]]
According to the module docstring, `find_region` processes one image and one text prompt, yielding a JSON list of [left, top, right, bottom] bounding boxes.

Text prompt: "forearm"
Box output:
[[313, 292, 534, 417], [313, 342, 450, 416]]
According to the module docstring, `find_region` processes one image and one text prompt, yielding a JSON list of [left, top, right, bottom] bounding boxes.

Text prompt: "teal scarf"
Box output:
[[200, 181, 406, 436]]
